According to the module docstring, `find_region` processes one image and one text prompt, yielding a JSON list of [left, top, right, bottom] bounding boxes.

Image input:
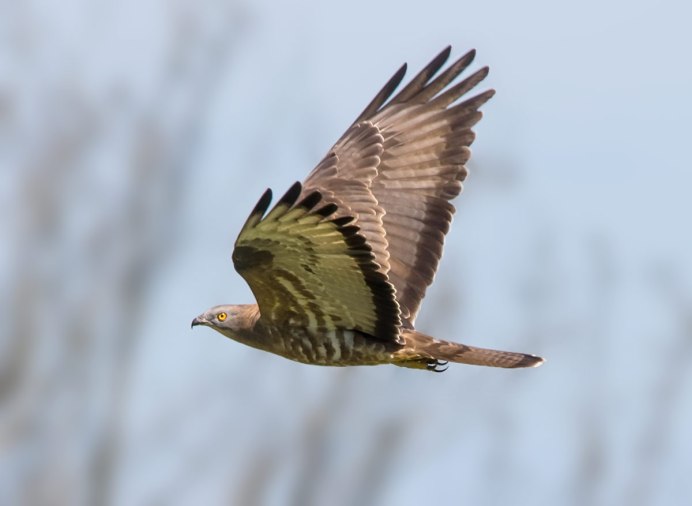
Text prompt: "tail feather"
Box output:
[[398, 330, 544, 370]]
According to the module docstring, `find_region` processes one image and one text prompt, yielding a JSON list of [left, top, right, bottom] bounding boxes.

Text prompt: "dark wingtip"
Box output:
[[441, 45, 453, 59], [475, 66, 490, 82], [332, 215, 355, 227], [455, 48, 476, 70], [431, 45, 452, 68], [277, 181, 302, 208], [238, 188, 273, 234], [353, 61, 408, 123], [298, 190, 322, 210], [253, 189, 273, 216], [315, 202, 339, 218]]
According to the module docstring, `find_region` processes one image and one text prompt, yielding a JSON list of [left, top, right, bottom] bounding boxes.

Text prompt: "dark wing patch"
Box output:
[[233, 183, 401, 342], [302, 47, 494, 325]]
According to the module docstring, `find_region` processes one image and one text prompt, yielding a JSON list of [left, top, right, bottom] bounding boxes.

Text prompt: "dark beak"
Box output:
[[191, 316, 205, 329]]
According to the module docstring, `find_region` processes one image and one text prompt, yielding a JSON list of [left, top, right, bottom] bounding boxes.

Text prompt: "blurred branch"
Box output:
[[289, 370, 354, 506], [0, 2, 248, 505], [624, 266, 692, 506]]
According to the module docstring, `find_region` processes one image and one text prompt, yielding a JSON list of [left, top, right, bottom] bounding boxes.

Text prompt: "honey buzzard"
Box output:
[[192, 47, 544, 372]]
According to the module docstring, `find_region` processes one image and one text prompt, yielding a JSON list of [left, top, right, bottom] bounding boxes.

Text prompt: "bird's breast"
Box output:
[[264, 326, 397, 366]]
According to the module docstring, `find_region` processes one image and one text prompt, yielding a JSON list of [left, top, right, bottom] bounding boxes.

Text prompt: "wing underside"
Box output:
[[233, 183, 402, 342], [303, 47, 494, 324]]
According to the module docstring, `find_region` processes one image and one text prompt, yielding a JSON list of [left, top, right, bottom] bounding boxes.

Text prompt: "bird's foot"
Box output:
[[426, 360, 449, 373]]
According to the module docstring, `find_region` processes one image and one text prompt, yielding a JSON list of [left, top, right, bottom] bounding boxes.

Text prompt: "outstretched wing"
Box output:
[[232, 182, 402, 342], [303, 47, 494, 325]]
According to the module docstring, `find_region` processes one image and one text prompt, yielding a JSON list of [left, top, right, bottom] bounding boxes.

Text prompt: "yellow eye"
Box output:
[[217, 312, 227, 322]]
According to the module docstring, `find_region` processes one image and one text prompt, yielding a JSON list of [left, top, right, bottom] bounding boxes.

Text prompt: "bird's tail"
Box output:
[[395, 329, 544, 371]]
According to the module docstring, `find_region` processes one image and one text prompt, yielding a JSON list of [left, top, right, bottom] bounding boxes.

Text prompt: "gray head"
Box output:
[[191, 304, 260, 339]]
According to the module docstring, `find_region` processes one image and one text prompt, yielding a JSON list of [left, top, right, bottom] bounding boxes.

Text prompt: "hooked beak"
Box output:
[[191, 315, 206, 329]]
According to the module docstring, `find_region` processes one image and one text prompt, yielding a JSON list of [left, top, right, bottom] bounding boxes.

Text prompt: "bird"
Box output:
[[192, 46, 544, 372]]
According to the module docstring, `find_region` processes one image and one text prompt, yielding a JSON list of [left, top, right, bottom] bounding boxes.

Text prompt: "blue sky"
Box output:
[[3, 0, 691, 504]]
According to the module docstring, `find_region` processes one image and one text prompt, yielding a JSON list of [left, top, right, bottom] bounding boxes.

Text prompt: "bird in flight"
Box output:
[[192, 47, 544, 372]]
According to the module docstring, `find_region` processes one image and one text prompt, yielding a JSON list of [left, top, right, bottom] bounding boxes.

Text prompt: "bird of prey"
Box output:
[[192, 47, 544, 372]]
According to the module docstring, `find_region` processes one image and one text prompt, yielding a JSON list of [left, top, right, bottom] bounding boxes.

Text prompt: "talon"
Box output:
[[427, 359, 448, 372]]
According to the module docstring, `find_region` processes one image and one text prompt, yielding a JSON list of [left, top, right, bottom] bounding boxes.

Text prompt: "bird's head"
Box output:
[[191, 304, 256, 338]]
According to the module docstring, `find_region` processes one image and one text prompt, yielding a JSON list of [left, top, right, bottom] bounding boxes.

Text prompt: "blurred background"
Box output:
[[1, 0, 691, 504]]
